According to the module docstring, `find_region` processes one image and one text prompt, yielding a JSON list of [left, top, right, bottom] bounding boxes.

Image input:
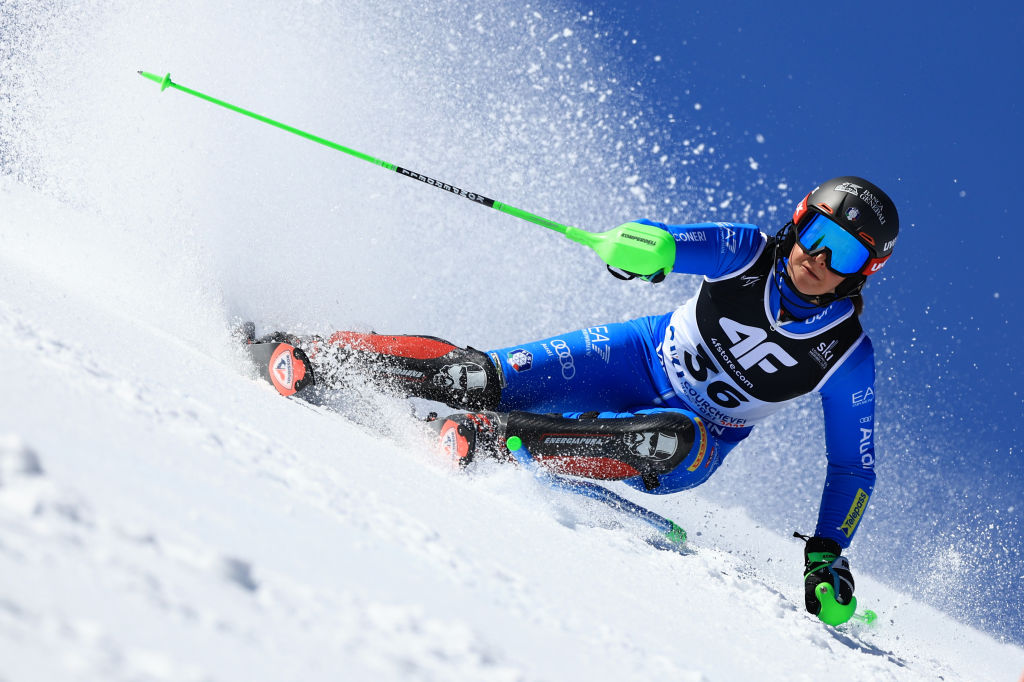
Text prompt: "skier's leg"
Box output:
[[487, 316, 676, 414], [435, 407, 723, 492], [253, 314, 672, 412], [257, 330, 503, 410]]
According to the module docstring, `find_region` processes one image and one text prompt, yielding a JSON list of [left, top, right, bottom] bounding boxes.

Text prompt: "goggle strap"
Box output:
[[862, 255, 890, 275]]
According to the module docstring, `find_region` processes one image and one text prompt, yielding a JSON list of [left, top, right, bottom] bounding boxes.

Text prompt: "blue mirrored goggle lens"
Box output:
[[797, 213, 870, 275]]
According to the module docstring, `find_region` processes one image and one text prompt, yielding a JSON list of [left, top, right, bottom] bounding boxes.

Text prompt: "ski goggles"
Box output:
[[796, 213, 876, 276]]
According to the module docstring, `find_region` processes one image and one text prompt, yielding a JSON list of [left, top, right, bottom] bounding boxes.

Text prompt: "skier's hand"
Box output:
[[802, 536, 855, 616], [606, 265, 666, 283]]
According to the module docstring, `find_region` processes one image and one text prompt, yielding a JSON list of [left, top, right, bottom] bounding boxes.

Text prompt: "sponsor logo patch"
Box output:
[[433, 363, 487, 392], [543, 436, 608, 446], [859, 427, 874, 468], [852, 387, 874, 406], [625, 431, 679, 462], [438, 421, 467, 462], [385, 367, 425, 380], [686, 418, 709, 471], [857, 187, 888, 225], [719, 225, 738, 254], [840, 489, 870, 537], [809, 339, 838, 369], [550, 338, 576, 380], [865, 257, 889, 274], [583, 326, 612, 363], [720, 317, 798, 375], [272, 350, 294, 388], [835, 181, 862, 197], [507, 348, 533, 372]]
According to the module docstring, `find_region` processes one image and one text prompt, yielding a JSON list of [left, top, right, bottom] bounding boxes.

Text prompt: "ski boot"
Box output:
[[433, 412, 508, 467], [245, 327, 505, 408]]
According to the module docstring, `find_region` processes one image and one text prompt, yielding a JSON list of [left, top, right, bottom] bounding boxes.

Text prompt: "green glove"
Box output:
[[802, 536, 856, 624]]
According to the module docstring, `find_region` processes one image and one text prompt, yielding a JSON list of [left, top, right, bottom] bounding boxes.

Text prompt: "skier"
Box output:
[[252, 175, 898, 621]]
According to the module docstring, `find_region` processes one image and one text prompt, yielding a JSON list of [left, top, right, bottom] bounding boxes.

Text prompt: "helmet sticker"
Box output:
[[858, 187, 888, 225], [833, 181, 889, 225], [792, 194, 809, 225], [834, 182, 863, 196], [845, 206, 861, 221]]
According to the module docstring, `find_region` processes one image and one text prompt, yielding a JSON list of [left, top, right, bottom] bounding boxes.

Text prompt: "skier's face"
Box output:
[[787, 242, 847, 296]]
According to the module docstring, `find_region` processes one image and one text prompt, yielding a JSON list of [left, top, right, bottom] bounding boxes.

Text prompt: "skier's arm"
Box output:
[[632, 219, 766, 279], [814, 337, 877, 549]]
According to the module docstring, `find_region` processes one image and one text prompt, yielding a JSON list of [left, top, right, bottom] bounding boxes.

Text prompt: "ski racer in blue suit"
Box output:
[[263, 175, 899, 621]]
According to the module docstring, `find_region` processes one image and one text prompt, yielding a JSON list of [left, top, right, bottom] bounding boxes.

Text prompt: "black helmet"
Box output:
[[774, 176, 900, 303], [791, 176, 899, 274]]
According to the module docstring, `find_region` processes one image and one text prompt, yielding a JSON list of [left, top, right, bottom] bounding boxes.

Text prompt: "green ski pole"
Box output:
[[137, 70, 675, 278]]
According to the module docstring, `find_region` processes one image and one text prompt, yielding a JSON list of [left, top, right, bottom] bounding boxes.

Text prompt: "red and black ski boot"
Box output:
[[434, 412, 508, 467]]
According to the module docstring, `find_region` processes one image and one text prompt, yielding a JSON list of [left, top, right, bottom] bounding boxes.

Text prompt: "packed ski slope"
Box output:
[[2, 179, 1022, 682]]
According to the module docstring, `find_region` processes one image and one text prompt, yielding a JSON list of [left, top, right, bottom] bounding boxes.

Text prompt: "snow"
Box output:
[[2, 179, 1022, 682], [1, 1, 1022, 679]]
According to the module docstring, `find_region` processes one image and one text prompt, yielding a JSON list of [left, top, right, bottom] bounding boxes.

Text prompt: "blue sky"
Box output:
[[575, 0, 1023, 640]]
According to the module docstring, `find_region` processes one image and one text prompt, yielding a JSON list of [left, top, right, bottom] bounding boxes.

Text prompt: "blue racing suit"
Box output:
[[487, 221, 877, 549]]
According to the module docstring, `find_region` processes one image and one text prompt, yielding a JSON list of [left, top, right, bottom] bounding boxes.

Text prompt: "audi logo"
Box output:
[[550, 339, 576, 380]]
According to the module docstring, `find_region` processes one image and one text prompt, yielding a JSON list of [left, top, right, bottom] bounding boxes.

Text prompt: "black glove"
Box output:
[[801, 535, 855, 616], [606, 265, 666, 283]]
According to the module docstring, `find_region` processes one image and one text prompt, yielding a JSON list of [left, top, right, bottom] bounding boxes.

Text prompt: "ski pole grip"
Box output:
[[814, 583, 858, 626], [567, 222, 675, 278]]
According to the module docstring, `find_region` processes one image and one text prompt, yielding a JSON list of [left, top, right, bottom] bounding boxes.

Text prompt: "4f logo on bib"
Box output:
[[720, 318, 797, 373], [680, 316, 804, 411]]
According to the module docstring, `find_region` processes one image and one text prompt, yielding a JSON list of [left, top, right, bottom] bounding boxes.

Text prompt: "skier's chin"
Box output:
[[788, 260, 841, 297]]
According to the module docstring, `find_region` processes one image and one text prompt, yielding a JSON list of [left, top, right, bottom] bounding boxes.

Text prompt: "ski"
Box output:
[[505, 436, 687, 548]]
